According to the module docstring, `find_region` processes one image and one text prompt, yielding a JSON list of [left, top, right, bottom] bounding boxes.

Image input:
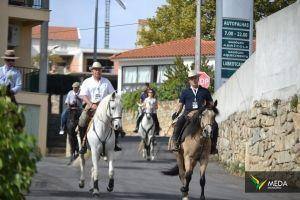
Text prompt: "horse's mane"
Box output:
[[185, 105, 219, 138], [94, 92, 120, 120]]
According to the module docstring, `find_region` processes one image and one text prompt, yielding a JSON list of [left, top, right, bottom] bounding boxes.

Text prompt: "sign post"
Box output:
[[215, 0, 254, 90]]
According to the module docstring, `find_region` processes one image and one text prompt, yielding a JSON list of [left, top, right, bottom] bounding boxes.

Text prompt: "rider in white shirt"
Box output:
[[143, 89, 161, 135], [59, 82, 82, 135], [78, 62, 122, 154], [0, 50, 22, 94]]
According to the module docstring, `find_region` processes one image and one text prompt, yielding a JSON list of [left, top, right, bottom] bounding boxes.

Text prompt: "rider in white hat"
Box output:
[[0, 50, 22, 94], [78, 62, 122, 154]]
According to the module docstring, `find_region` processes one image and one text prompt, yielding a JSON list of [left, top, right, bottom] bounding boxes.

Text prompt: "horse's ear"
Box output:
[[214, 100, 218, 107]]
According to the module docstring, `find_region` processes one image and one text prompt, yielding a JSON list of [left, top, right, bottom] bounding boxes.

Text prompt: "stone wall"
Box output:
[[218, 95, 300, 171], [122, 100, 178, 136]]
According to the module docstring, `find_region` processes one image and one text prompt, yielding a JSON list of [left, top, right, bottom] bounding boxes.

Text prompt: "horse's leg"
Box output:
[[199, 159, 208, 200], [150, 136, 155, 161], [78, 153, 85, 188], [176, 153, 185, 184], [91, 148, 100, 197], [107, 151, 114, 192], [181, 157, 197, 200], [76, 126, 82, 151]]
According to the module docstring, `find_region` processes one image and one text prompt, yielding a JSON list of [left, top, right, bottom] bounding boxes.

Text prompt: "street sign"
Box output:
[[222, 49, 249, 60], [222, 39, 249, 49], [198, 71, 210, 89], [222, 59, 245, 68], [215, 0, 254, 90], [222, 29, 249, 40]]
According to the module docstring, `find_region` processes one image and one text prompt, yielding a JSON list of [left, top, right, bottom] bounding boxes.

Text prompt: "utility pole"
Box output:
[[195, 0, 202, 72], [93, 0, 99, 62]]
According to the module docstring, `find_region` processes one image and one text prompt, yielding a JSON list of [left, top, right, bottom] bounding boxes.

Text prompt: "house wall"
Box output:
[[116, 56, 215, 93]]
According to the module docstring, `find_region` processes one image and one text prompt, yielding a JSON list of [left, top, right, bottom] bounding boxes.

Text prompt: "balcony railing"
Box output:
[[15, 66, 40, 92], [9, 0, 49, 9]]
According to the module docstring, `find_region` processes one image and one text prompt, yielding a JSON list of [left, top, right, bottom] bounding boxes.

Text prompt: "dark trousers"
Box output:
[[152, 113, 160, 133], [172, 115, 188, 142]]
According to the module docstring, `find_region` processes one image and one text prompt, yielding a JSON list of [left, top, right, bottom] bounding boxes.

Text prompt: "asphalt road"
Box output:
[[26, 136, 299, 200]]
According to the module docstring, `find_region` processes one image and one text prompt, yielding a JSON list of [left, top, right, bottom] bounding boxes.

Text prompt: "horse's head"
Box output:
[[199, 100, 218, 138], [108, 92, 122, 131], [144, 107, 152, 120]]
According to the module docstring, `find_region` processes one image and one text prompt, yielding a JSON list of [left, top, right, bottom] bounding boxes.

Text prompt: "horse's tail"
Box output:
[[161, 164, 179, 176]]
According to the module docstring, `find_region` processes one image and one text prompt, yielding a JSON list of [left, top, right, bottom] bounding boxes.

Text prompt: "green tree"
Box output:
[[0, 86, 41, 200], [157, 57, 189, 100], [138, 0, 296, 46]]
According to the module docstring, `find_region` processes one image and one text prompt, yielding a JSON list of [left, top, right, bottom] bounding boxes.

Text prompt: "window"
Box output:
[[157, 65, 168, 83], [123, 67, 137, 84], [138, 66, 151, 83]]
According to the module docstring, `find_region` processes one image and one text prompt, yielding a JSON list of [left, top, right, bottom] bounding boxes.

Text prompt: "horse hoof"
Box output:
[[147, 158, 150, 161], [181, 186, 189, 193], [78, 180, 85, 188], [182, 197, 189, 200], [200, 196, 205, 200], [151, 156, 155, 161], [92, 192, 99, 197], [107, 179, 114, 192], [107, 186, 114, 192]]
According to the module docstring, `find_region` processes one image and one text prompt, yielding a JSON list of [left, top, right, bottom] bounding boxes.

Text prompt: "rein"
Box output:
[[92, 97, 122, 156]]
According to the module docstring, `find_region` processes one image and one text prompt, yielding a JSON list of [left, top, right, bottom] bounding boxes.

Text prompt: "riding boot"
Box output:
[[114, 130, 122, 151], [134, 114, 143, 133], [171, 127, 181, 152]]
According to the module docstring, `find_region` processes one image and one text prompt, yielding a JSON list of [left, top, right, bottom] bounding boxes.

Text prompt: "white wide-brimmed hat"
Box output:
[[89, 62, 103, 70], [188, 70, 198, 78], [1, 50, 19, 60], [72, 82, 80, 88]]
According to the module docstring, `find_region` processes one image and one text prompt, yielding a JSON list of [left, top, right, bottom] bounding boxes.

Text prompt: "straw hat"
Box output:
[[188, 70, 198, 78], [72, 82, 80, 88], [89, 62, 103, 70], [1, 50, 19, 60]]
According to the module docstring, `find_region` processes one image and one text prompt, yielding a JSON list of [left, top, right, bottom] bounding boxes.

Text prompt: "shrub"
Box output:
[[121, 89, 143, 111], [0, 86, 41, 200]]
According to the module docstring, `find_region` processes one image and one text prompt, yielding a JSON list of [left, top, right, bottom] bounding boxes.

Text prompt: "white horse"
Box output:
[[138, 107, 155, 161], [77, 92, 122, 197]]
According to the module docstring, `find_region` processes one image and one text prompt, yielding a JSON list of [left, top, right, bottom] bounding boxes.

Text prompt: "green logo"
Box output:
[[250, 175, 267, 191]]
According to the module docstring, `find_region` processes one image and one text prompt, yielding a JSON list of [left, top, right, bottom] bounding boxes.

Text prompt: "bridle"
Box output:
[[198, 108, 215, 139]]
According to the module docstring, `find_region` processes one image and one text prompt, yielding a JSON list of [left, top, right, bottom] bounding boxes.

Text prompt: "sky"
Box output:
[[49, 0, 166, 50]]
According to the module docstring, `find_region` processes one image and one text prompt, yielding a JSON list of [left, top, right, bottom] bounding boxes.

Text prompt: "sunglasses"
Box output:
[[5, 59, 15, 62], [189, 76, 198, 80]]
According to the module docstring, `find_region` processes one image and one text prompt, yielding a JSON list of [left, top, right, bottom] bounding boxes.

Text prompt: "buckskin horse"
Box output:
[[163, 101, 219, 200]]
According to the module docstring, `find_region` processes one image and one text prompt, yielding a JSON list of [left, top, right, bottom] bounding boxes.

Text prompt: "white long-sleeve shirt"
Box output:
[[0, 65, 22, 93]]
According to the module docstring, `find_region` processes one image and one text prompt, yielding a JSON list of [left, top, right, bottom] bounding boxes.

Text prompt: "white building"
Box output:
[[110, 37, 216, 93], [32, 26, 127, 74]]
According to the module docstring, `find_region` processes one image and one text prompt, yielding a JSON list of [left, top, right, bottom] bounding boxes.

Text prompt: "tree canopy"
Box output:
[[137, 0, 296, 46]]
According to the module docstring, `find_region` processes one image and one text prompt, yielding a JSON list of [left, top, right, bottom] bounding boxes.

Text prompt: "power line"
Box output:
[[32, 22, 138, 35]]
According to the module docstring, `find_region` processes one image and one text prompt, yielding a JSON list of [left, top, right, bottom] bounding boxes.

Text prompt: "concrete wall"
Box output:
[[214, 2, 300, 122], [16, 92, 48, 156]]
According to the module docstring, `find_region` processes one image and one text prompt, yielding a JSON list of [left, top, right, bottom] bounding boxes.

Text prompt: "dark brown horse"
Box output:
[[66, 105, 81, 165], [163, 101, 219, 200]]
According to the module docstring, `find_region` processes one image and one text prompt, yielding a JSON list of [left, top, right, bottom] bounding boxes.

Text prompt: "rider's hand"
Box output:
[[91, 103, 98, 110], [172, 112, 178, 120]]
